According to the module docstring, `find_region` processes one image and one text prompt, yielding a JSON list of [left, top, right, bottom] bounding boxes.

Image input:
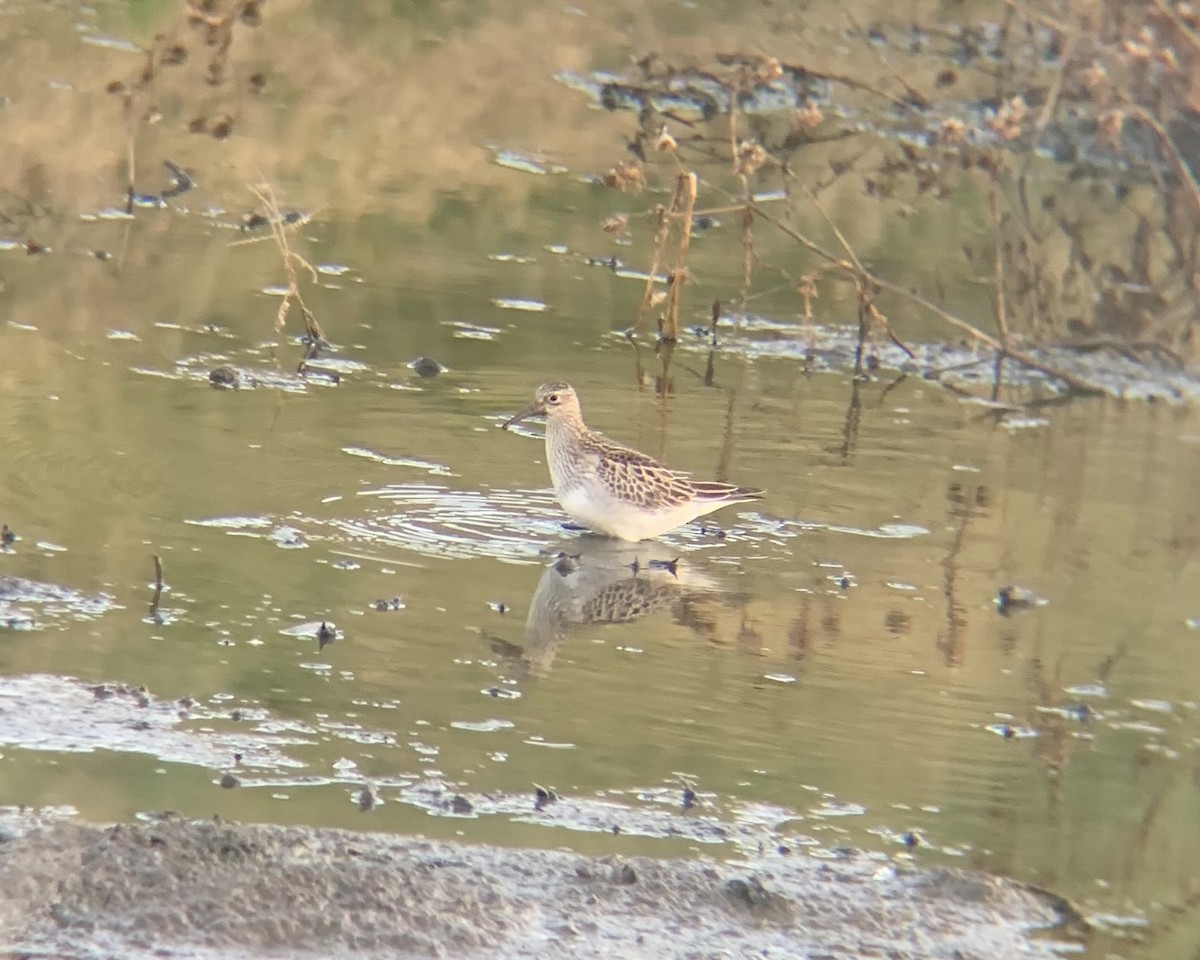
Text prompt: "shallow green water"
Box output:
[[1, 2, 1199, 957]]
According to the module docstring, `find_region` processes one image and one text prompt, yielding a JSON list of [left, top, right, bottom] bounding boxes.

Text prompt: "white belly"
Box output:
[[557, 484, 691, 541]]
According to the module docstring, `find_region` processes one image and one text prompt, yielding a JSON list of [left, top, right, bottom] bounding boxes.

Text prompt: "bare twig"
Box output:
[[744, 197, 1101, 393], [247, 182, 326, 345], [149, 554, 164, 623], [636, 205, 673, 331], [662, 172, 698, 340], [1121, 101, 1200, 215]]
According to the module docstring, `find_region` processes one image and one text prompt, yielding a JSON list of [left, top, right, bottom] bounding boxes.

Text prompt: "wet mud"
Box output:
[[0, 810, 1077, 960]]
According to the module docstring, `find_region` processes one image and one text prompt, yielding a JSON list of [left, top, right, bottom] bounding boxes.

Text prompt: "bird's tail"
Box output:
[[691, 482, 765, 503]]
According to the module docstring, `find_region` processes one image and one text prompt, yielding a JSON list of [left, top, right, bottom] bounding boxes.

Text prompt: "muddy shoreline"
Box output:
[[0, 811, 1078, 959]]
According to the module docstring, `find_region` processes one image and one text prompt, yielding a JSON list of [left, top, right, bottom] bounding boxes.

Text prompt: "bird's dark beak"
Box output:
[[502, 401, 544, 431]]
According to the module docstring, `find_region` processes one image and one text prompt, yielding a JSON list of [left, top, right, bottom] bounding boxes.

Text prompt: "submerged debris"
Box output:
[[647, 557, 679, 576], [357, 784, 378, 812], [208, 365, 241, 389], [996, 585, 1048, 615], [533, 784, 558, 811], [681, 783, 697, 810], [408, 356, 445, 378]]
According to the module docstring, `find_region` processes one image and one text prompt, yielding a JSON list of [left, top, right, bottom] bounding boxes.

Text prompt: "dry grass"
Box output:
[[596, 0, 1200, 401]]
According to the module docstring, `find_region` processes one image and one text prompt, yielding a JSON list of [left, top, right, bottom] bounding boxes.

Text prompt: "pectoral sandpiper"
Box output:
[[502, 381, 764, 541]]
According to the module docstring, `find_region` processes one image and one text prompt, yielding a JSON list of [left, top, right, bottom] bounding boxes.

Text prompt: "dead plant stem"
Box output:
[[746, 198, 1101, 393], [663, 172, 697, 340]]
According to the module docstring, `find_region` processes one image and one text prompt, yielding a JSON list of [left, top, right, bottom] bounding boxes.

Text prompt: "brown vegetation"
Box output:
[[596, 0, 1200, 400]]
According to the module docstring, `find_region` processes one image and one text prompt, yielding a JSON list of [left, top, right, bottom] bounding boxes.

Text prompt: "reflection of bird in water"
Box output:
[[502, 382, 763, 541], [492, 537, 731, 678]]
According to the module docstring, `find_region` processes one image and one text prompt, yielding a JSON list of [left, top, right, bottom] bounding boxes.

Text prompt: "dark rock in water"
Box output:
[[208, 366, 240, 389], [409, 356, 445, 378], [450, 795, 474, 815], [996, 585, 1045, 615], [0, 524, 15, 547], [219, 773, 240, 789], [301, 366, 341, 384]]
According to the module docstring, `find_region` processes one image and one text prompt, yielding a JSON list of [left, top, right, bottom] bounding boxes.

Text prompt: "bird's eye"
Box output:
[[548, 394, 559, 403]]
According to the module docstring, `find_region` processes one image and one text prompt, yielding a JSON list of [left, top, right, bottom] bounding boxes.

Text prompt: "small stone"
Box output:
[[409, 356, 444, 378], [208, 366, 239, 389]]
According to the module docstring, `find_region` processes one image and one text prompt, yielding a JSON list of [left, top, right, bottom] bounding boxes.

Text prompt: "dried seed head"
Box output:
[[999, 96, 1026, 124], [757, 56, 782, 82], [654, 126, 677, 152], [1097, 108, 1125, 144], [988, 97, 1026, 141], [939, 117, 968, 145], [602, 159, 645, 193], [1082, 61, 1107, 90], [735, 139, 769, 176], [601, 213, 629, 234], [792, 103, 824, 131]]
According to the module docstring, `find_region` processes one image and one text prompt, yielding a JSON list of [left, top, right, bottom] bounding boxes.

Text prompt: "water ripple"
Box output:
[[321, 482, 567, 561]]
